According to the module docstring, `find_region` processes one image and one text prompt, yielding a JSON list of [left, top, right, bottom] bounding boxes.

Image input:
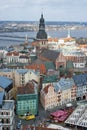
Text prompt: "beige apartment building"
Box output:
[[0, 69, 40, 92], [40, 77, 76, 110], [40, 84, 58, 110]]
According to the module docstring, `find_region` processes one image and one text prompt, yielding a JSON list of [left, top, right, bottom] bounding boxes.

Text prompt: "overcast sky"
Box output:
[[0, 0, 87, 22]]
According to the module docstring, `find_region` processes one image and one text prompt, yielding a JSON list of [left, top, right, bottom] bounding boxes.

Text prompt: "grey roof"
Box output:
[[2, 100, 14, 110], [0, 69, 12, 72], [73, 74, 87, 87], [17, 69, 28, 74], [40, 49, 60, 61], [17, 69, 40, 75], [0, 76, 12, 89], [54, 78, 75, 91], [0, 92, 4, 106]]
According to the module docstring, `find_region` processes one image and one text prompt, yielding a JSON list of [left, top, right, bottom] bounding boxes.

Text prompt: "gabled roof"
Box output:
[[40, 49, 60, 61], [0, 76, 12, 89]]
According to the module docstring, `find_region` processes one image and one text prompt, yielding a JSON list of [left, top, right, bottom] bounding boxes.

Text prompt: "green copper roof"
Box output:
[[44, 62, 55, 70], [42, 75, 58, 83]]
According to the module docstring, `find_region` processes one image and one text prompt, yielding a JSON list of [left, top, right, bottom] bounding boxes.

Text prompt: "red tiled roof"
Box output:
[[7, 51, 19, 56], [43, 84, 51, 94], [17, 81, 35, 94], [25, 64, 46, 74]]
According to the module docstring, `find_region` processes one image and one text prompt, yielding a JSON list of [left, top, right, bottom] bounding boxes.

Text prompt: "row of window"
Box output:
[[17, 105, 36, 110], [1, 118, 10, 123], [0, 112, 10, 115], [2, 127, 10, 130]]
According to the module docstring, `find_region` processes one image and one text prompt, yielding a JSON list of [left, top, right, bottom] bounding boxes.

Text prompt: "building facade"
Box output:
[[0, 69, 40, 87], [73, 74, 87, 100], [40, 77, 76, 110], [16, 81, 38, 116], [0, 99, 15, 130], [40, 84, 58, 110]]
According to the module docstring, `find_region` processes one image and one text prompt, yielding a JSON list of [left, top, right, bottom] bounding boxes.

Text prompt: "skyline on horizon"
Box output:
[[0, 0, 87, 22]]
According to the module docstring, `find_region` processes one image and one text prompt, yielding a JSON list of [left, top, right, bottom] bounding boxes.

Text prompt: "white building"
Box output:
[[48, 37, 58, 50], [63, 50, 86, 68], [0, 93, 15, 130]]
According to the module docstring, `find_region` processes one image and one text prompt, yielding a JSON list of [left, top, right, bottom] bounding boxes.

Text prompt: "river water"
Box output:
[[0, 29, 87, 47]]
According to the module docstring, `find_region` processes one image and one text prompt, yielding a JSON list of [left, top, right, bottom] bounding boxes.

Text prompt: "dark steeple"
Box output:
[[36, 14, 47, 40]]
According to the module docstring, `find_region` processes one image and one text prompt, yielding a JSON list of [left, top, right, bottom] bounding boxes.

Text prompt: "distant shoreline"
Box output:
[[0, 21, 87, 33]]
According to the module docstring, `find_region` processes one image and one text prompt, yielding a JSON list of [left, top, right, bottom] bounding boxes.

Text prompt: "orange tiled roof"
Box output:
[[79, 44, 87, 48], [32, 41, 38, 46], [48, 37, 58, 42], [25, 64, 46, 74], [59, 37, 75, 42], [63, 37, 75, 42]]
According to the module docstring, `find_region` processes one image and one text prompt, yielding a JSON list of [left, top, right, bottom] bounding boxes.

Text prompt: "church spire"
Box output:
[[39, 13, 45, 31], [36, 14, 47, 39], [67, 29, 71, 38], [25, 34, 28, 43]]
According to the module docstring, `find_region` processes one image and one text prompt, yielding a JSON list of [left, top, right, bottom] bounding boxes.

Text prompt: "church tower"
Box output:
[[32, 14, 48, 49], [36, 14, 47, 40]]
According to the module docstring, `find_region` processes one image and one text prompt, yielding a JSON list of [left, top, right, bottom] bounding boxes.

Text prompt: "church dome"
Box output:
[[36, 30, 47, 39]]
